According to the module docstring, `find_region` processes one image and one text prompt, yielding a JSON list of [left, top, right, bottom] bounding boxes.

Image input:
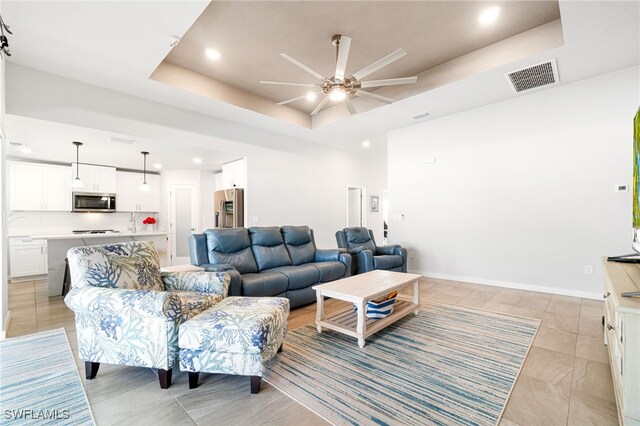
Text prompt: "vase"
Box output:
[[146, 224, 154, 232]]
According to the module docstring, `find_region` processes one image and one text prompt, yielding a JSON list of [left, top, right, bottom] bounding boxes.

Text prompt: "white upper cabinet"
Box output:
[[116, 171, 161, 212], [44, 166, 73, 211], [73, 163, 117, 193], [221, 159, 246, 189], [9, 162, 72, 211]]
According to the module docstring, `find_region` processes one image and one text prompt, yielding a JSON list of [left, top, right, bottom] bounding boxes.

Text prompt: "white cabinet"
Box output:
[[9, 162, 72, 211], [116, 171, 161, 212], [10, 238, 48, 278], [222, 159, 246, 189], [603, 260, 640, 425], [73, 163, 117, 193]]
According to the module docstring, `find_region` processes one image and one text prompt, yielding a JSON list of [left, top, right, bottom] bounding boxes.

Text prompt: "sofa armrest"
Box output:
[[354, 249, 374, 274], [314, 248, 345, 262], [198, 263, 242, 297], [64, 286, 181, 321], [376, 245, 401, 255], [188, 234, 209, 266], [161, 271, 230, 296], [339, 252, 352, 277]]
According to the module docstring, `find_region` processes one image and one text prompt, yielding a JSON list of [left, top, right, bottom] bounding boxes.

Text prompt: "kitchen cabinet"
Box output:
[[9, 162, 72, 211], [10, 238, 48, 278], [116, 171, 161, 212], [73, 163, 117, 193], [222, 159, 246, 189]]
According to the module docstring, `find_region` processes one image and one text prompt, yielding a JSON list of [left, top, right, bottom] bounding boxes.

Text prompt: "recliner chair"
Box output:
[[335, 227, 407, 275]]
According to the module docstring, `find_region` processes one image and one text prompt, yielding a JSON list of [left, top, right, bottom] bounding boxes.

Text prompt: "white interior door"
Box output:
[[347, 186, 365, 227], [169, 183, 199, 265]]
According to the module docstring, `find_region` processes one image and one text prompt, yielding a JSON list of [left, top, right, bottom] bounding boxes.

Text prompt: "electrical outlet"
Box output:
[[409, 251, 415, 260], [584, 265, 593, 275], [252, 216, 260, 224]]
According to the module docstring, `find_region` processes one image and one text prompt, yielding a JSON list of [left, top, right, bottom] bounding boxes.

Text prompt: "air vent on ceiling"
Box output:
[[505, 59, 559, 93]]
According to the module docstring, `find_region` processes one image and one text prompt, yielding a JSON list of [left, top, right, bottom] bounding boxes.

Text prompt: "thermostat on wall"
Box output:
[[616, 184, 628, 192]]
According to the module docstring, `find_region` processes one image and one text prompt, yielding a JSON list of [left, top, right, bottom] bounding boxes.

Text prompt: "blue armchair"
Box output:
[[64, 241, 229, 389], [335, 227, 407, 275]]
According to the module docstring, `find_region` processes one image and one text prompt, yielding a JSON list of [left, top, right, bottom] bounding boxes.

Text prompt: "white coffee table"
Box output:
[[312, 270, 421, 348]]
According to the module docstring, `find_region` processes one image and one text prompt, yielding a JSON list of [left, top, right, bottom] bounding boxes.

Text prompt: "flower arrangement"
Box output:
[[142, 217, 157, 225]]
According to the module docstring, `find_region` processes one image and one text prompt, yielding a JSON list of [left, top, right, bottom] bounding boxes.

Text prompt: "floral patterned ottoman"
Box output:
[[178, 296, 290, 393]]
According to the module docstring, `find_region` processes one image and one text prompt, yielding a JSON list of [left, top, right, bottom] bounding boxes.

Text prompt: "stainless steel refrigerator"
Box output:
[[214, 188, 244, 228]]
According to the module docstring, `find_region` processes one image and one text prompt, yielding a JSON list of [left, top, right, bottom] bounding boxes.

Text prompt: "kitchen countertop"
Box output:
[[10, 231, 170, 240]]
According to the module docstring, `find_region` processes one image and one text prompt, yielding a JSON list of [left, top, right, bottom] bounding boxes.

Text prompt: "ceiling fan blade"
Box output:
[[343, 97, 357, 115], [280, 53, 325, 81], [276, 95, 307, 106], [277, 91, 322, 106], [359, 76, 417, 88], [261, 80, 317, 88], [334, 35, 352, 82], [351, 48, 407, 81], [354, 90, 395, 104], [310, 96, 331, 116]]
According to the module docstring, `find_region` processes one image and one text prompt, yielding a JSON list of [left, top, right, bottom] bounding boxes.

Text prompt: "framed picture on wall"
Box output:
[[370, 195, 379, 213]]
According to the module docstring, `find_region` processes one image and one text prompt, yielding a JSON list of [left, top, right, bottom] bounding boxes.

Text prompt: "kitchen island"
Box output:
[[10, 231, 169, 296]]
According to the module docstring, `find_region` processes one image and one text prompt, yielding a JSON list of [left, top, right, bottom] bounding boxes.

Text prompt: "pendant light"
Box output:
[[139, 151, 150, 192], [71, 141, 84, 188]]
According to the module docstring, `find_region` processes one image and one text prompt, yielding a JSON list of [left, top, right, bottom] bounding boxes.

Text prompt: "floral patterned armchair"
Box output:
[[64, 241, 229, 389]]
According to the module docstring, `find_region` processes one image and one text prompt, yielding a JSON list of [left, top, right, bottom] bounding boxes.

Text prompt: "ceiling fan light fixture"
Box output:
[[329, 87, 346, 102]]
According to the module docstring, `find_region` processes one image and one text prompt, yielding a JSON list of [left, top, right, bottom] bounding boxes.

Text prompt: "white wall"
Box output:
[[5, 65, 386, 251], [388, 66, 639, 299]]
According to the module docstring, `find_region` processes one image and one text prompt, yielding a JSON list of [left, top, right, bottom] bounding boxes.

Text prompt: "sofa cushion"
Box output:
[[373, 255, 404, 270], [308, 261, 346, 282], [204, 228, 258, 274], [281, 226, 316, 266], [249, 227, 292, 271], [67, 241, 164, 291], [241, 271, 289, 297], [343, 227, 377, 252], [268, 265, 320, 290]]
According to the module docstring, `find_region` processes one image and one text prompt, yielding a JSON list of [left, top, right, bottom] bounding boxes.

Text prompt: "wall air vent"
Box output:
[[505, 59, 559, 93]]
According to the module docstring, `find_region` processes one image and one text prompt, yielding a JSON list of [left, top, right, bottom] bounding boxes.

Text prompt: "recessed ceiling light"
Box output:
[[154, 163, 163, 169], [479, 6, 500, 25], [362, 140, 371, 148], [306, 92, 317, 101], [193, 158, 202, 164], [205, 48, 221, 60]]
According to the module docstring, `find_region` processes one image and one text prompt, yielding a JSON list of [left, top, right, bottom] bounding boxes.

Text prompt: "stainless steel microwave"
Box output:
[[72, 193, 116, 213]]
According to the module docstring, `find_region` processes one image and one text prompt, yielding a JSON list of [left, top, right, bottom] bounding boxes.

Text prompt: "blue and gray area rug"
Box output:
[[0, 329, 94, 425], [265, 303, 539, 426]]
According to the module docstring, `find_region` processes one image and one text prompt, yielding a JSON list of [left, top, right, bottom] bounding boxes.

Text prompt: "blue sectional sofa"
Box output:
[[188, 226, 352, 308]]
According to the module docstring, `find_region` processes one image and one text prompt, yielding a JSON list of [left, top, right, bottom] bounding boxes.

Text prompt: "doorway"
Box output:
[[169, 183, 199, 265], [346, 185, 366, 228]]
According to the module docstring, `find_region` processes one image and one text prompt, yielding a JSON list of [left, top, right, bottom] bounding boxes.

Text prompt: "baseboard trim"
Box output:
[[410, 270, 602, 300], [1, 310, 11, 340]]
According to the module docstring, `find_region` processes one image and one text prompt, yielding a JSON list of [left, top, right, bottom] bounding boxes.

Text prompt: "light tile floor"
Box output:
[[7, 278, 618, 425]]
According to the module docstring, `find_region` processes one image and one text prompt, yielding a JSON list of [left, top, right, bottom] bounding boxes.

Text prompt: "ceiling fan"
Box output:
[[260, 35, 418, 116]]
